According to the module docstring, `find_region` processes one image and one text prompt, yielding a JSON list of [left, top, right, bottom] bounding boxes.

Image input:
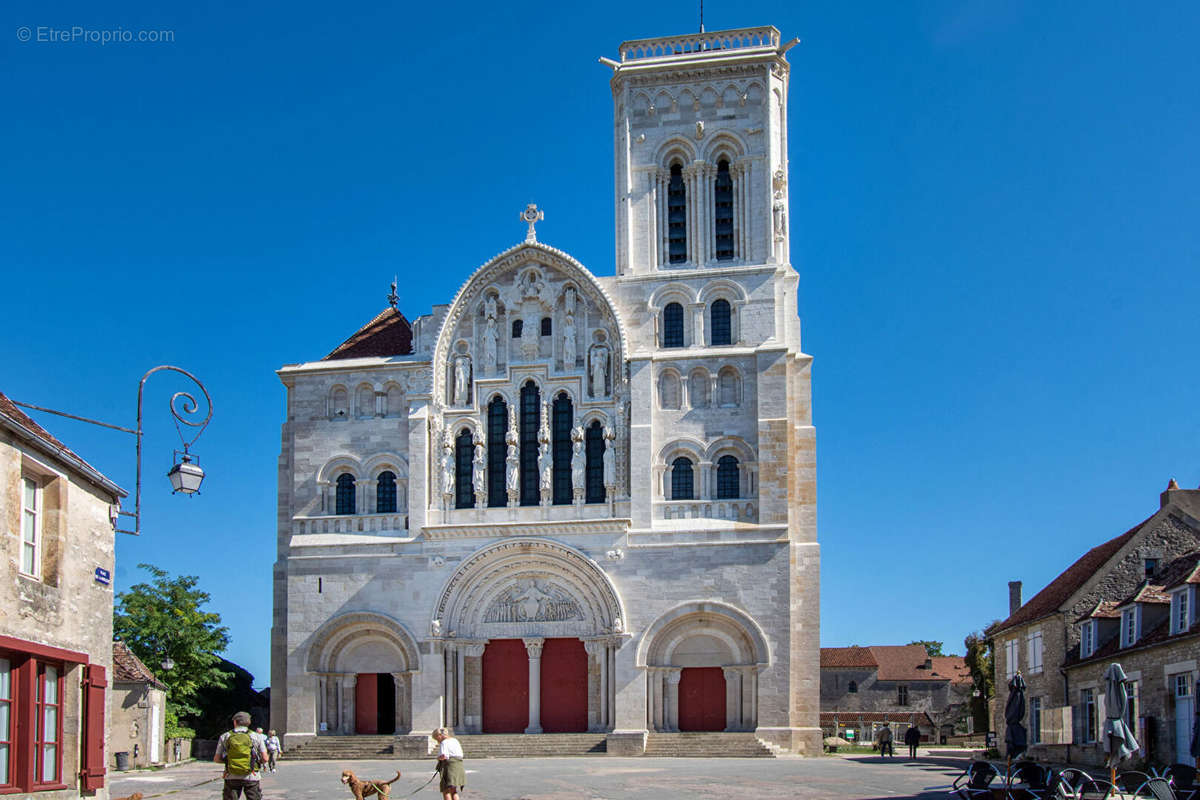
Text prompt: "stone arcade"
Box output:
[[270, 26, 820, 755]]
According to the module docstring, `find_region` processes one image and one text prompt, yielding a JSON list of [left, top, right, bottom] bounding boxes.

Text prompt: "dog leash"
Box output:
[[137, 776, 223, 798], [398, 769, 440, 797]]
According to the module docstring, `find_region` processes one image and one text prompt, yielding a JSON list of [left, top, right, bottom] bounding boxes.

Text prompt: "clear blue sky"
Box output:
[[3, 1, 1198, 684]]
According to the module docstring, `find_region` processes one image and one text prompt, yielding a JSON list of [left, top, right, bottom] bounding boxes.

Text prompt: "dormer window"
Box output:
[[1121, 607, 1138, 648], [1144, 558, 1159, 579], [1172, 587, 1192, 635], [1080, 620, 1095, 658]]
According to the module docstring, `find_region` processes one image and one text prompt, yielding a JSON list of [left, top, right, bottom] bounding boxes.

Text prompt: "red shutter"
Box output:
[[80, 664, 106, 790]]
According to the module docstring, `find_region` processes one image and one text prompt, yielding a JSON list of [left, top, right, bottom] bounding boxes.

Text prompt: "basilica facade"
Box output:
[[270, 26, 820, 755]]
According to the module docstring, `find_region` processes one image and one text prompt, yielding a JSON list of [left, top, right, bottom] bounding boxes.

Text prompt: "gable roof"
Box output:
[[112, 641, 165, 688], [988, 516, 1150, 636], [820, 646, 876, 668], [1160, 552, 1200, 591], [1075, 600, 1122, 623], [821, 645, 967, 682], [323, 307, 413, 361]]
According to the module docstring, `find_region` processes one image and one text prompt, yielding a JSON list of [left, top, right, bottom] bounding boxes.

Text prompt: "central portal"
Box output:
[[539, 638, 588, 733]]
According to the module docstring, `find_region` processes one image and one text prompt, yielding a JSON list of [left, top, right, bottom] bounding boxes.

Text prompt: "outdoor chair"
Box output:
[[952, 760, 999, 799], [1164, 765, 1198, 800], [1055, 768, 1111, 800], [1139, 777, 1180, 800], [1007, 761, 1053, 799], [1116, 772, 1157, 797]]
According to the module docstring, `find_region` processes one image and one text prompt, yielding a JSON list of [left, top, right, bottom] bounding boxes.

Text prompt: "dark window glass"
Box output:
[[663, 302, 684, 348], [711, 298, 731, 346], [671, 457, 694, 500], [552, 393, 573, 505], [520, 381, 540, 505], [668, 163, 687, 264], [376, 471, 397, 513], [717, 455, 739, 499], [898, 686, 910, 706], [511, 319, 523, 339], [335, 473, 356, 515], [487, 398, 507, 507], [848, 681, 858, 693], [714, 159, 734, 260], [541, 317, 552, 336], [455, 429, 474, 509], [586, 421, 605, 503]]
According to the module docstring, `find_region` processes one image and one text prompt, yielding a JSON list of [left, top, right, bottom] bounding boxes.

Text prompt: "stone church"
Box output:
[[270, 25, 819, 756]]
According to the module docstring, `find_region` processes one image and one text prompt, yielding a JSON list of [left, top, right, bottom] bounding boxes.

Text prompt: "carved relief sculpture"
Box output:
[[590, 344, 609, 397], [564, 285, 577, 316], [482, 317, 498, 374], [562, 314, 576, 368], [440, 433, 454, 508], [570, 426, 585, 502], [505, 404, 520, 505], [453, 353, 471, 406], [472, 432, 486, 505], [483, 578, 583, 623], [538, 399, 552, 504], [602, 425, 616, 491]]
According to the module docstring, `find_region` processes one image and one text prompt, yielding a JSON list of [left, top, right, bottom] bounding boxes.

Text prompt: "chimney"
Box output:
[[1008, 581, 1023, 616], [1162, 477, 1181, 508], [924, 658, 933, 669]]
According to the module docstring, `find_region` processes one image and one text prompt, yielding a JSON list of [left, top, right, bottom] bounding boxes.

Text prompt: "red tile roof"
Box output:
[[1075, 600, 1122, 623], [821, 711, 935, 726], [820, 647, 877, 668], [821, 646, 969, 683], [1129, 584, 1170, 604], [988, 517, 1150, 636], [323, 307, 413, 360], [0, 391, 124, 498], [112, 641, 165, 688], [928, 656, 973, 685]]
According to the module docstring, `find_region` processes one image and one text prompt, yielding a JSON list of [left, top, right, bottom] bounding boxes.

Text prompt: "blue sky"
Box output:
[[3, 1, 1198, 685]]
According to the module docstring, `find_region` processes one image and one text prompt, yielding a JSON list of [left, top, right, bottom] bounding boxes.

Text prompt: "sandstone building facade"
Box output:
[[270, 26, 820, 755]]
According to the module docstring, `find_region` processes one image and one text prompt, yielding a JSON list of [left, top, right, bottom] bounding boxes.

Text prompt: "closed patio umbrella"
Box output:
[[1102, 663, 1139, 785], [1004, 673, 1027, 763]]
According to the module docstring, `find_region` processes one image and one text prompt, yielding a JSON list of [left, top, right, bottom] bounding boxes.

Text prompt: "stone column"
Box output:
[[665, 669, 682, 732], [316, 675, 327, 733], [391, 672, 406, 734], [699, 461, 714, 500], [722, 668, 742, 732], [463, 643, 486, 733], [342, 674, 357, 734], [742, 668, 758, 730], [409, 644, 445, 732], [443, 645, 456, 730], [648, 668, 662, 731], [456, 646, 466, 729], [524, 638, 545, 734]]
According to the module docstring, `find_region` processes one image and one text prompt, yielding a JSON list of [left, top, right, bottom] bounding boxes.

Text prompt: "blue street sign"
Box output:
[[94, 567, 111, 586]]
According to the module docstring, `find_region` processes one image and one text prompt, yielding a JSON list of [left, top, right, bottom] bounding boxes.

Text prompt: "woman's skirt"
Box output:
[[438, 757, 466, 791]]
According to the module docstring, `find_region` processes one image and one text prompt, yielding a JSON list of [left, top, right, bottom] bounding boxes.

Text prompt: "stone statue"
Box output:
[[612, 616, 624, 634], [590, 345, 608, 397], [570, 426, 585, 500], [520, 313, 539, 360], [562, 314, 576, 368], [482, 318, 498, 373], [440, 437, 454, 504], [772, 168, 788, 243], [453, 354, 471, 406], [472, 435, 486, 503], [505, 441, 520, 502], [539, 443, 552, 502], [602, 425, 616, 490], [564, 286, 577, 316], [430, 619, 441, 637], [485, 294, 497, 321]]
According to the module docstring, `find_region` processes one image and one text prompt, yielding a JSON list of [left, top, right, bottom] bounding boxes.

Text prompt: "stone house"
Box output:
[[988, 481, 1200, 765], [0, 391, 125, 797], [109, 641, 167, 769], [270, 25, 822, 756], [820, 645, 971, 742]]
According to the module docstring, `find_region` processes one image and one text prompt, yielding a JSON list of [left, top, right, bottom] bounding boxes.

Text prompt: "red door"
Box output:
[[355, 673, 378, 734], [482, 639, 529, 733], [678, 667, 726, 731], [540, 638, 588, 733]]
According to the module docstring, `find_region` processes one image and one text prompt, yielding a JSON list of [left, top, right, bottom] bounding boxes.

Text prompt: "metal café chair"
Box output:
[[1007, 760, 1053, 799], [1163, 765, 1198, 800], [951, 760, 999, 799], [1055, 767, 1112, 800], [1139, 776, 1181, 800]]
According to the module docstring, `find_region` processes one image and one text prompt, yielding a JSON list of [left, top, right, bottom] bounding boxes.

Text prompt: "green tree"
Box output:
[[963, 629, 996, 733], [907, 640, 944, 657], [114, 563, 233, 720]]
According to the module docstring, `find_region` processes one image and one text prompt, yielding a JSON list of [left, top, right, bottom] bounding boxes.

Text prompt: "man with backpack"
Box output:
[[213, 712, 270, 800]]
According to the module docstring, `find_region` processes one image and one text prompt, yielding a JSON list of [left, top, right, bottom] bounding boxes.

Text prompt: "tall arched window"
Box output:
[[520, 381, 540, 506], [552, 392, 573, 505], [585, 421, 605, 504], [671, 457, 694, 500], [663, 302, 684, 348], [711, 299, 732, 346], [717, 455, 740, 499], [714, 159, 734, 260], [541, 317, 552, 336], [335, 473, 356, 515], [455, 429, 474, 509], [667, 162, 687, 264], [511, 319, 523, 339], [376, 471, 397, 513], [487, 397, 507, 507]]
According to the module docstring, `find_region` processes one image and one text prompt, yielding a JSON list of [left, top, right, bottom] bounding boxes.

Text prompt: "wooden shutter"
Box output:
[[80, 664, 106, 790]]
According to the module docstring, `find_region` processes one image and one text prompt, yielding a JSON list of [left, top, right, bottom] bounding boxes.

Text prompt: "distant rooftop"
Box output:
[[618, 26, 781, 63]]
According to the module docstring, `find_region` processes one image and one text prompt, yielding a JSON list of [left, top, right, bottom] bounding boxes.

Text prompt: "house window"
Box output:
[[667, 163, 687, 264], [1126, 681, 1138, 732], [519, 381, 540, 506], [487, 397, 507, 507], [1081, 688, 1096, 743], [511, 319, 523, 339], [711, 299, 732, 345], [1144, 558, 1159, 578], [897, 685, 909, 706], [540, 317, 552, 337], [1027, 630, 1043, 674], [34, 664, 61, 785], [714, 159, 734, 260], [1004, 639, 1019, 679], [1173, 589, 1191, 635], [1080, 621, 1094, 659], [455, 429, 474, 509], [1121, 607, 1137, 647], [1030, 697, 1042, 744], [848, 681, 857, 693], [716, 455, 740, 499], [0, 658, 10, 785], [585, 421, 605, 504], [663, 302, 685, 348], [552, 393, 573, 505], [1176, 674, 1191, 700], [20, 477, 40, 578], [376, 471, 397, 513], [671, 457, 695, 500], [335, 473, 356, 515]]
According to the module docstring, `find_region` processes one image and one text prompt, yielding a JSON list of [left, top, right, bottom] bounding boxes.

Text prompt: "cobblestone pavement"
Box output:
[[111, 754, 969, 800]]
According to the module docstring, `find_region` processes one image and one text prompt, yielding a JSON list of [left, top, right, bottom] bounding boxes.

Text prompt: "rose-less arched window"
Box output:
[[711, 298, 732, 346], [335, 473, 356, 515], [671, 457, 694, 500], [714, 159, 734, 260], [717, 455, 739, 499], [552, 392, 573, 505], [455, 429, 474, 509], [376, 471, 397, 513], [663, 302, 684, 348], [667, 162, 687, 264], [487, 397, 507, 507]]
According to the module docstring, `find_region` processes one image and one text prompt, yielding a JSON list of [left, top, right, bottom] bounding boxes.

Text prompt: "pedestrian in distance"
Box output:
[[432, 727, 465, 800], [265, 730, 282, 772], [214, 712, 270, 800], [875, 723, 893, 759], [904, 724, 920, 759]]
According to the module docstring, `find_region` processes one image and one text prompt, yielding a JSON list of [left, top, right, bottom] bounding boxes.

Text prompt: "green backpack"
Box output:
[[224, 731, 257, 776]]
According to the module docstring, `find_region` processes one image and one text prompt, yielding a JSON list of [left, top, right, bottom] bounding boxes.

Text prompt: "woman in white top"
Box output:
[[432, 727, 465, 800]]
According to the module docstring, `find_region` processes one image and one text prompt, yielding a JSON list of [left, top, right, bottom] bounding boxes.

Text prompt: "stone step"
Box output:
[[643, 733, 775, 758], [458, 734, 607, 758], [285, 732, 775, 759]]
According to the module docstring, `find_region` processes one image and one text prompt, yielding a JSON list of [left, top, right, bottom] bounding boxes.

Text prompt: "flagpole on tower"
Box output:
[[699, 0, 704, 33]]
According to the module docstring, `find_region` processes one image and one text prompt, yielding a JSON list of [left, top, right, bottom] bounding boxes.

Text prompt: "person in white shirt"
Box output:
[[265, 730, 282, 772], [432, 727, 465, 800]]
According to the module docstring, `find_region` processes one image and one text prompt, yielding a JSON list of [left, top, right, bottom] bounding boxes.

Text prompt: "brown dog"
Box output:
[[112, 794, 144, 800], [341, 770, 401, 800]]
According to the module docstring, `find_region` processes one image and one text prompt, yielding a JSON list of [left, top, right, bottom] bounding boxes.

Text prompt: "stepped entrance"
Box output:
[[354, 673, 396, 734], [482, 639, 529, 732], [678, 667, 726, 731]]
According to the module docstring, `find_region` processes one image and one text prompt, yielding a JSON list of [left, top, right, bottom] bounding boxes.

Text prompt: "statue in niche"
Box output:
[[611, 616, 624, 634], [570, 426, 585, 500], [564, 285, 577, 316], [603, 425, 616, 490], [453, 353, 471, 406], [440, 434, 454, 506], [482, 317, 498, 374], [505, 441, 520, 502], [590, 344, 609, 397], [520, 313, 540, 360], [485, 294, 497, 321], [538, 400, 552, 503], [562, 314, 576, 368], [772, 168, 788, 242], [472, 432, 486, 504], [430, 619, 441, 637]]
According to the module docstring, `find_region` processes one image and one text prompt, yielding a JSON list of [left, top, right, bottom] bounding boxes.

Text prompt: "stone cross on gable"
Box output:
[[521, 203, 544, 243], [387, 276, 399, 309]]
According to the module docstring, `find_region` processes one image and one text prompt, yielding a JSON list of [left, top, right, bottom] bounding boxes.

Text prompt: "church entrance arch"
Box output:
[[433, 539, 625, 734]]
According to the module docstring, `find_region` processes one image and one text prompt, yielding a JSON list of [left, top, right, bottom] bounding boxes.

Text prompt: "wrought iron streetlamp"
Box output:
[[13, 365, 213, 535]]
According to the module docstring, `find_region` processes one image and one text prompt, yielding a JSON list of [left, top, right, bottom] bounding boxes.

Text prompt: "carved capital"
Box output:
[[665, 669, 682, 685], [523, 637, 545, 659]]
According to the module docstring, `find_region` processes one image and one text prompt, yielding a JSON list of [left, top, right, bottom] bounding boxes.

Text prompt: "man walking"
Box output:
[[904, 724, 921, 759], [875, 723, 893, 759], [214, 712, 270, 800]]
